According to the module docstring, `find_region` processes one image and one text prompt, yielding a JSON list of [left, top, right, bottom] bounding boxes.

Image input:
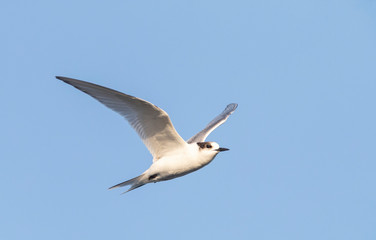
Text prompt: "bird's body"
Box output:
[[144, 142, 218, 182], [57, 76, 237, 193]]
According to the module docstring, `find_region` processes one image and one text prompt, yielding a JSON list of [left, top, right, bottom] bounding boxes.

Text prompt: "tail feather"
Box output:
[[121, 183, 145, 194], [108, 174, 145, 192]]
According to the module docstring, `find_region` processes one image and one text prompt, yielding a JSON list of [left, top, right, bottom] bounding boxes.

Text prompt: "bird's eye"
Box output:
[[206, 144, 212, 148]]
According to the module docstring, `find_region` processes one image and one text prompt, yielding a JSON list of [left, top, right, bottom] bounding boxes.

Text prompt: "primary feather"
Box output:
[[56, 76, 186, 160]]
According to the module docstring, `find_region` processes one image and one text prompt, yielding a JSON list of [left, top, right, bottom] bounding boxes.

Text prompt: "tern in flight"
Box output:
[[57, 76, 238, 193]]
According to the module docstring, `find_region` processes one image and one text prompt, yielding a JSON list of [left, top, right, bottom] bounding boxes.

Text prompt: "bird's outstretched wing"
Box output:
[[187, 103, 238, 143], [57, 76, 187, 160]]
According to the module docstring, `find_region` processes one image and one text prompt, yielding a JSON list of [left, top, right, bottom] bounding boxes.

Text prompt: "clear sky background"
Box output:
[[2, 0, 376, 239]]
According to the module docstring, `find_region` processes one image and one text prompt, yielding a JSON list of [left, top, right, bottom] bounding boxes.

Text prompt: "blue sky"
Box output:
[[2, 0, 376, 239]]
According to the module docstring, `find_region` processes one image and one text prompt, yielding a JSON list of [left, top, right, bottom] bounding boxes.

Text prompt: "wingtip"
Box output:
[[226, 103, 238, 112], [230, 103, 238, 108], [56, 76, 70, 82], [56, 76, 83, 86]]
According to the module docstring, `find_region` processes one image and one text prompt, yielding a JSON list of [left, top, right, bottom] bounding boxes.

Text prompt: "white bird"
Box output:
[[56, 76, 238, 193]]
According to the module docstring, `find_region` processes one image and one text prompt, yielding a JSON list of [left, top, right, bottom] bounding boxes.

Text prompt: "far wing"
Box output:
[[187, 103, 238, 143], [57, 76, 187, 160]]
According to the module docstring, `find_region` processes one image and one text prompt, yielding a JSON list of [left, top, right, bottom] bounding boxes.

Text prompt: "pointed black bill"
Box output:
[[216, 147, 229, 152]]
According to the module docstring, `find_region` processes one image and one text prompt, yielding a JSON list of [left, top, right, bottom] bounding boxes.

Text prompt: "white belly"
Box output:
[[147, 153, 214, 182]]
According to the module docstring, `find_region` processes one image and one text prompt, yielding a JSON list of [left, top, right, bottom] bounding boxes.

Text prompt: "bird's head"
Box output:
[[196, 142, 229, 157]]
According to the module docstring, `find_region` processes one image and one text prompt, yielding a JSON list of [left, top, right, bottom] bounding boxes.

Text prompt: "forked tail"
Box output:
[[108, 174, 146, 193]]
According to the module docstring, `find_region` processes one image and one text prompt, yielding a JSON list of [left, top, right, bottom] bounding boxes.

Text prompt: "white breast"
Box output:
[[146, 144, 216, 181]]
